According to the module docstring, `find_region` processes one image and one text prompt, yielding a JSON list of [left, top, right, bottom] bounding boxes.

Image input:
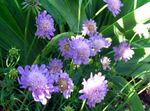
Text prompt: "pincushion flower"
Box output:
[[90, 33, 111, 56], [82, 19, 97, 36], [58, 37, 71, 59], [79, 72, 108, 108], [69, 36, 91, 65], [113, 42, 134, 62], [48, 58, 63, 74], [18, 64, 54, 105], [103, 0, 123, 17], [54, 72, 74, 99], [100, 57, 111, 70], [35, 10, 55, 40], [133, 23, 150, 38]]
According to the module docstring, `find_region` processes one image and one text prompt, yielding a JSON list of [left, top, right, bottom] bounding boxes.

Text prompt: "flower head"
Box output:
[[103, 0, 123, 17], [54, 72, 74, 99], [133, 23, 150, 38], [69, 36, 91, 65], [100, 57, 111, 70], [58, 37, 71, 59], [90, 33, 111, 56], [113, 42, 134, 62], [35, 10, 55, 40], [48, 58, 63, 74], [79, 72, 108, 108], [18, 64, 54, 105], [82, 19, 97, 36]]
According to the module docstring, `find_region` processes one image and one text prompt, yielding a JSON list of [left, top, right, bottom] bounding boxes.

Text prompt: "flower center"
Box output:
[[88, 24, 95, 32], [40, 19, 51, 31], [58, 78, 68, 92], [64, 42, 70, 52], [28, 71, 47, 89]]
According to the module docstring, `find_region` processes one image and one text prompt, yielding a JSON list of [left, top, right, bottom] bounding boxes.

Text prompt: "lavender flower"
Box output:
[[35, 10, 55, 40], [82, 19, 97, 36], [69, 36, 91, 65], [58, 37, 71, 59], [103, 0, 123, 17], [54, 72, 74, 99], [18, 64, 54, 105], [100, 57, 111, 70], [113, 42, 134, 62], [90, 33, 111, 56], [48, 58, 63, 74], [79, 72, 108, 108]]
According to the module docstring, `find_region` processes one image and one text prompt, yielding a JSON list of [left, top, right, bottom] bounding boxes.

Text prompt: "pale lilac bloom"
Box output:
[[79, 72, 108, 108], [54, 72, 74, 99], [17, 64, 54, 105], [35, 10, 55, 39], [58, 37, 71, 59], [113, 42, 134, 62], [100, 57, 111, 70], [103, 0, 123, 17], [90, 33, 111, 56], [48, 58, 63, 74], [82, 19, 97, 36], [69, 36, 91, 65]]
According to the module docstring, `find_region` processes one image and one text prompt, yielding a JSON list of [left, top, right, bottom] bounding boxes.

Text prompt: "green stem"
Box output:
[[129, 33, 137, 44], [24, 9, 31, 63], [78, 0, 82, 33], [20, 92, 30, 110], [80, 100, 86, 111], [93, 4, 107, 19], [134, 0, 137, 10]]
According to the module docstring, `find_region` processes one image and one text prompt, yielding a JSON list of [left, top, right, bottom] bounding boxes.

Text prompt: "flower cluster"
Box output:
[[59, 20, 111, 65], [18, 58, 74, 105]]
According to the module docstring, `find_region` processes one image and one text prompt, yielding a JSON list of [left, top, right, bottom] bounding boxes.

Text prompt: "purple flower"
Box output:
[[90, 33, 111, 56], [103, 0, 123, 17], [54, 72, 74, 99], [79, 72, 108, 108], [58, 37, 71, 59], [100, 57, 111, 70], [48, 58, 63, 74], [17, 64, 54, 105], [82, 19, 97, 36], [35, 10, 55, 40], [113, 42, 134, 62], [69, 36, 91, 65]]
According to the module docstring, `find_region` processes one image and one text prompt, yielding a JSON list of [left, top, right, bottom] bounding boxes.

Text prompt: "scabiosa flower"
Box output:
[[58, 37, 71, 59], [54, 72, 74, 99], [100, 57, 111, 70], [90, 33, 111, 56], [69, 36, 91, 65], [17, 64, 54, 105], [35, 10, 55, 40], [48, 58, 63, 74], [82, 19, 97, 36], [113, 42, 134, 62], [79, 72, 108, 108], [103, 0, 123, 17]]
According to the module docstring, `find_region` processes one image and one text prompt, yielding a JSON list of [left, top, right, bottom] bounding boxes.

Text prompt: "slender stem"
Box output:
[[80, 100, 86, 111], [93, 4, 107, 19], [129, 33, 137, 43], [24, 9, 31, 63], [20, 92, 30, 110], [138, 84, 150, 94], [134, 0, 137, 10], [78, 0, 82, 33]]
